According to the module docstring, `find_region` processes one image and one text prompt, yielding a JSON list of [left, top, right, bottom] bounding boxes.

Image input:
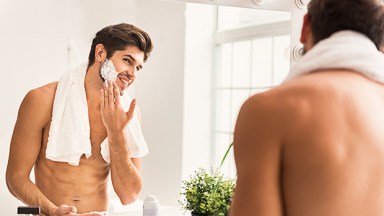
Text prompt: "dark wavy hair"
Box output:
[[308, 0, 384, 49], [88, 23, 153, 67]]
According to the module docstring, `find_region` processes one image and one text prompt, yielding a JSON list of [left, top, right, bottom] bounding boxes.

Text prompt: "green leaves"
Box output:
[[219, 142, 234, 169], [179, 168, 235, 216]]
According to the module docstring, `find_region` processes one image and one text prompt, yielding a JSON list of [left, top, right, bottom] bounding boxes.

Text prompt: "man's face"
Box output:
[[108, 46, 145, 94]]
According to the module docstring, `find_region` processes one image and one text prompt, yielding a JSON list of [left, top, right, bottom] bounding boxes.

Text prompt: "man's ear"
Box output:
[[300, 14, 311, 44], [380, 46, 384, 53], [95, 44, 107, 63]]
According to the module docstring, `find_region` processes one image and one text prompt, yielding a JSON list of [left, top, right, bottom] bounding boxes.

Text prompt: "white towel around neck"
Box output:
[[284, 30, 384, 84], [46, 63, 148, 166]]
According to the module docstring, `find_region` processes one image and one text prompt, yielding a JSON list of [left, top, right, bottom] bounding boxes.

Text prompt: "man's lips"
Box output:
[[119, 77, 128, 87], [117, 74, 131, 88]]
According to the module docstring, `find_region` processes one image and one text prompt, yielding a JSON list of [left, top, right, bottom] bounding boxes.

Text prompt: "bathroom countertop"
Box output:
[[110, 207, 187, 216], [109, 197, 189, 216]]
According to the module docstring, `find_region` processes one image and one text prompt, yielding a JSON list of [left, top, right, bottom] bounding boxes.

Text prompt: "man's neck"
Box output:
[[85, 63, 104, 110]]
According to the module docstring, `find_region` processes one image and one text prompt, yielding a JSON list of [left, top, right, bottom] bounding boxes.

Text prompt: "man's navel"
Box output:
[[72, 196, 81, 203]]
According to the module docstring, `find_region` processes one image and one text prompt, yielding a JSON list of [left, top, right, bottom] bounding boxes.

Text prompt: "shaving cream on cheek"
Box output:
[[100, 59, 118, 82]]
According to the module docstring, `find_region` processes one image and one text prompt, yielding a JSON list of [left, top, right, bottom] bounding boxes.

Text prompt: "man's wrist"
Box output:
[[107, 130, 126, 143], [108, 130, 129, 153], [45, 205, 58, 216]]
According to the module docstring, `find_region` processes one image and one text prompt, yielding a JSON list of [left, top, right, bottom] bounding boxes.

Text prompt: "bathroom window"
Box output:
[[212, 6, 291, 178]]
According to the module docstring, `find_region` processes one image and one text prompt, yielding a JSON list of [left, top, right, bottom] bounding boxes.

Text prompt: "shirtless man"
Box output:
[[6, 23, 153, 215], [230, 0, 384, 215]]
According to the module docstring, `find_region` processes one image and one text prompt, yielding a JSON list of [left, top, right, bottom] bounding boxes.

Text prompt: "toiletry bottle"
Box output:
[[143, 195, 159, 216]]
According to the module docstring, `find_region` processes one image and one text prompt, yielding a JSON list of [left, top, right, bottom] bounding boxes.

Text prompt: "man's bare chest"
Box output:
[[88, 111, 107, 148]]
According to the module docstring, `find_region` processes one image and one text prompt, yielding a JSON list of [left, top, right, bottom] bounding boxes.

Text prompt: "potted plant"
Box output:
[[179, 167, 235, 216]]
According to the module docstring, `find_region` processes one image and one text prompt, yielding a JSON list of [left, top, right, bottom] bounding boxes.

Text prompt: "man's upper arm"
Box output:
[[6, 89, 51, 181], [230, 94, 284, 216]]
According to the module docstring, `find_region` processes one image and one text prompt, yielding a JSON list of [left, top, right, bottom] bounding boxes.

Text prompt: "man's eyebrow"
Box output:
[[123, 54, 136, 62]]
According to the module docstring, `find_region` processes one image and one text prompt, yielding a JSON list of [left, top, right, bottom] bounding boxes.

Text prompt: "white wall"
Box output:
[[0, 0, 187, 214], [134, 0, 186, 206], [182, 4, 216, 179], [0, 0, 69, 214]]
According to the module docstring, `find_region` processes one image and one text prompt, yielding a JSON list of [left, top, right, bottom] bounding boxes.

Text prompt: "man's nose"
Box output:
[[128, 66, 137, 80], [131, 68, 137, 79]]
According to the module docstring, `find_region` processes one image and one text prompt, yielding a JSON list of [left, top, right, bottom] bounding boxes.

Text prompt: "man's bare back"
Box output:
[[230, 1, 384, 214], [231, 70, 384, 215]]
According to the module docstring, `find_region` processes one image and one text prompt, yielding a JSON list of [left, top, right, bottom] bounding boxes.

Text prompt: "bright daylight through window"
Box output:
[[213, 6, 292, 178]]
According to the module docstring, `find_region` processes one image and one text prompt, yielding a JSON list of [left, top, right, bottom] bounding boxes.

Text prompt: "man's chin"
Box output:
[[117, 83, 127, 95], [119, 88, 127, 96]]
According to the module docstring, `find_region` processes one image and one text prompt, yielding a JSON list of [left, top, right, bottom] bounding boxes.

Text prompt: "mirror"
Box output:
[[0, 0, 306, 215], [182, 3, 291, 180], [174, 0, 307, 64], [180, 0, 306, 180]]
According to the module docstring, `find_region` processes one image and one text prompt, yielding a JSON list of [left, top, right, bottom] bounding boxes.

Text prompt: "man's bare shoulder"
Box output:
[[19, 82, 58, 125], [235, 89, 287, 146], [23, 82, 57, 107], [270, 75, 330, 101], [241, 79, 316, 121], [275, 70, 362, 97], [239, 72, 345, 140], [260, 71, 351, 112], [32, 82, 58, 94]]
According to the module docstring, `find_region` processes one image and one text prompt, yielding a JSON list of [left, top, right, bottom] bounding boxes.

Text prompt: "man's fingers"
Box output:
[[107, 80, 114, 107], [65, 205, 77, 213], [58, 204, 77, 214], [113, 81, 121, 105], [72, 206, 77, 213], [72, 213, 103, 216], [126, 99, 136, 121]]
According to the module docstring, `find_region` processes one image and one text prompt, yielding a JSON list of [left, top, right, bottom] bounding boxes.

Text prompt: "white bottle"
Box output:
[[143, 195, 159, 216]]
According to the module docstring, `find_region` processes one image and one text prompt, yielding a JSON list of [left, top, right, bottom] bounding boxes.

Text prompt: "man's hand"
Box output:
[[100, 80, 136, 134], [51, 204, 103, 215]]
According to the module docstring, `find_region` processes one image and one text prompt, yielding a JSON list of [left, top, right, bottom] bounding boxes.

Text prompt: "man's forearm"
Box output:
[[108, 132, 142, 205], [7, 176, 57, 215]]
